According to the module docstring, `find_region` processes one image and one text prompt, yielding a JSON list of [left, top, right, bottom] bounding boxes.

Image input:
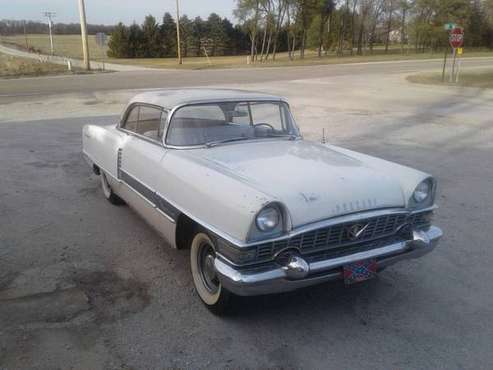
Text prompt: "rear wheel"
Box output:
[[100, 171, 125, 205], [190, 231, 231, 314]]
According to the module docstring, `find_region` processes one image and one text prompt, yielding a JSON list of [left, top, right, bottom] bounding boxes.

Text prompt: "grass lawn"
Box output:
[[112, 50, 493, 70], [1, 34, 109, 61], [0, 53, 76, 78], [2, 34, 493, 70], [407, 69, 493, 88]]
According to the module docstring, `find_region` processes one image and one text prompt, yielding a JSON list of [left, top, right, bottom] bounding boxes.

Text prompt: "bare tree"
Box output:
[[337, 0, 350, 56], [367, 0, 385, 54], [356, 0, 372, 55], [350, 0, 358, 55], [269, 0, 288, 61], [234, 0, 262, 62], [317, 0, 335, 57], [384, 0, 395, 53], [399, 0, 411, 53]]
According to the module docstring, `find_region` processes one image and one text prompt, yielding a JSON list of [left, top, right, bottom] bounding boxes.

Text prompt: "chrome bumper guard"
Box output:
[[214, 226, 443, 296]]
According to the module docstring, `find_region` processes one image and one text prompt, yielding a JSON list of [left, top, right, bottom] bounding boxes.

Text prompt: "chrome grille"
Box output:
[[305, 234, 406, 264], [254, 211, 431, 262], [408, 211, 432, 229]]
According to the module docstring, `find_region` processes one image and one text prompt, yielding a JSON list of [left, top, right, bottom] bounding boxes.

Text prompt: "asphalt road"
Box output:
[[1, 62, 493, 369], [2, 57, 493, 98]]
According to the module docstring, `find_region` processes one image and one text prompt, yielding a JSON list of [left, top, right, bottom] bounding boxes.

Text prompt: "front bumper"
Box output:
[[214, 226, 442, 296]]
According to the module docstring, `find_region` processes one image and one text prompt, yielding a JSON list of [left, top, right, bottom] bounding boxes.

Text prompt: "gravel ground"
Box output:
[[1, 71, 493, 369]]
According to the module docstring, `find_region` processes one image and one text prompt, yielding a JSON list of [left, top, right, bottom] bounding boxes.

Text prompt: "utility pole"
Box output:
[[43, 11, 56, 55], [23, 20, 29, 49], [78, 0, 91, 70], [175, 0, 182, 64]]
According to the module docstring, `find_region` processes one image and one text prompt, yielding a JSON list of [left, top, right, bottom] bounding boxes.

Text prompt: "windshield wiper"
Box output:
[[205, 137, 251, 148], [262, 133, 298, 140]]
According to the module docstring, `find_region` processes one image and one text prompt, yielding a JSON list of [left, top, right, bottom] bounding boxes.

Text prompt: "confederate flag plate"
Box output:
[[343, 258, 378, 285]]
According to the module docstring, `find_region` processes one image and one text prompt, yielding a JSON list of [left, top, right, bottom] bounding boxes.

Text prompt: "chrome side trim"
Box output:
[[119, 169, 179, 223], [155, 207, 177, 224], [117, 148, 123, 179], [120, 170, 155, 204], [154, 191, 181, 221]]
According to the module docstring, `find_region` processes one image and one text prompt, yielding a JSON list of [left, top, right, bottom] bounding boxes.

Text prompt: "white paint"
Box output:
[[82, 91, 433, 244]]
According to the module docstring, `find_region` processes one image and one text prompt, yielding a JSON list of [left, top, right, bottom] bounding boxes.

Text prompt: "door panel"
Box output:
[[118, 136, 177, 247], [120, 136, 166, 200]]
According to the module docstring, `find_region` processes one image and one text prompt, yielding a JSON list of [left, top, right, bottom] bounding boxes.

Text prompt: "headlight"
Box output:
[[413, 180, 431, 203], [256, 206, 280, 232]]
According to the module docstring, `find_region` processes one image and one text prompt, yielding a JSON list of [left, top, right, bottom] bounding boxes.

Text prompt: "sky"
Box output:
[[1, 0, 237, 25]]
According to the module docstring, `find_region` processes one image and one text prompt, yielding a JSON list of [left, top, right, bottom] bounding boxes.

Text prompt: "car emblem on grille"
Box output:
[[346, 223, 369, 240]]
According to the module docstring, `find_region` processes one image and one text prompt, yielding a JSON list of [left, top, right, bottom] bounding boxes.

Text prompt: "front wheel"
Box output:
[[190, 231, 231, 314]]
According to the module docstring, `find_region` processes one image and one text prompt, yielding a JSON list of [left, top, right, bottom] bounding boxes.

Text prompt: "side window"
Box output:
[[123, 106, 139, 132], [250, 102, 284, 131], [137, 106, 163, 140], [231, 102, 251, 125]]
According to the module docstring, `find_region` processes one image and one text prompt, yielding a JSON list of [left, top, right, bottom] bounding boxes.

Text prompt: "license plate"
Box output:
[[343, 259, 377, 285]]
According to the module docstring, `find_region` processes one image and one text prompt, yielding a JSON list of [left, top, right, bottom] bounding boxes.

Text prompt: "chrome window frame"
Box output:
[[118, 102, 169, 147], [162, 99, 302, 150]]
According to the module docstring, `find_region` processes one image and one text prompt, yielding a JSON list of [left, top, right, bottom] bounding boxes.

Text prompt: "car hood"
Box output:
[[187, 139, 407, 228]]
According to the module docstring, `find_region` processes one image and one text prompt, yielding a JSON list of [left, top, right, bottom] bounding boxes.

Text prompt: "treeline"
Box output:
[[0, 19, 114, 35], [108, 13, 250, 58], [4, 0, 493, 60], [236, 0, 493, 63]]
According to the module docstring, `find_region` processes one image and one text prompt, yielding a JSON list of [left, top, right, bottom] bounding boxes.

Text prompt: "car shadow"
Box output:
[[225, 274, 385, 319]]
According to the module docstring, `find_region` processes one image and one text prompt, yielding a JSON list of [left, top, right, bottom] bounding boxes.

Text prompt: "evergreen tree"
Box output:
[[179, 15, 193, 57], [142, 15, 163, 57], [192, 16, 205, 56], [128, 23, 145, 57], [107, 22, 130, 58], [161, 12, 177, 57], [206, 13, 228, 56]]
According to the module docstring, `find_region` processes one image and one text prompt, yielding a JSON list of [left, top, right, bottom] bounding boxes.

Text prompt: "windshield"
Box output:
[[166, 101, 299, 147]]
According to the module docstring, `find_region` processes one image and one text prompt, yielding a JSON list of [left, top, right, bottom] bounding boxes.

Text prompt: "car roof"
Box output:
[[128, 88, 288, 109]]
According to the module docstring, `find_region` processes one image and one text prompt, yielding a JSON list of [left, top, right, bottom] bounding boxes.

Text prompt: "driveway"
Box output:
[[0, 67, 492, 369]]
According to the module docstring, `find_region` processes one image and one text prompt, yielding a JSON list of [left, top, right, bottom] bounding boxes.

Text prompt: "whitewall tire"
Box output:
[[190, 231, 231, 313]]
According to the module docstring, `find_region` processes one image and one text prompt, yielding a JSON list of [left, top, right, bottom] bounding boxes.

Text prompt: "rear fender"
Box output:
[[82, 124, 128, 179]]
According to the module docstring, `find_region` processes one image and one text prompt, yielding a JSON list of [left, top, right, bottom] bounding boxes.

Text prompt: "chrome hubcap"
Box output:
[[198, 242, 219, 294]]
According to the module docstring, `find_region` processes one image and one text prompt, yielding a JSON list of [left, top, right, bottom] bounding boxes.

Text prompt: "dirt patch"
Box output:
[[407, 69, 493, 89], [0, 267, 150, 328], [73, 270, 150, 323]]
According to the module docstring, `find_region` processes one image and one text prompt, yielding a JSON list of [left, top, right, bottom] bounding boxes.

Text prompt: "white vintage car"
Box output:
[[83, 89, 442, 313]]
